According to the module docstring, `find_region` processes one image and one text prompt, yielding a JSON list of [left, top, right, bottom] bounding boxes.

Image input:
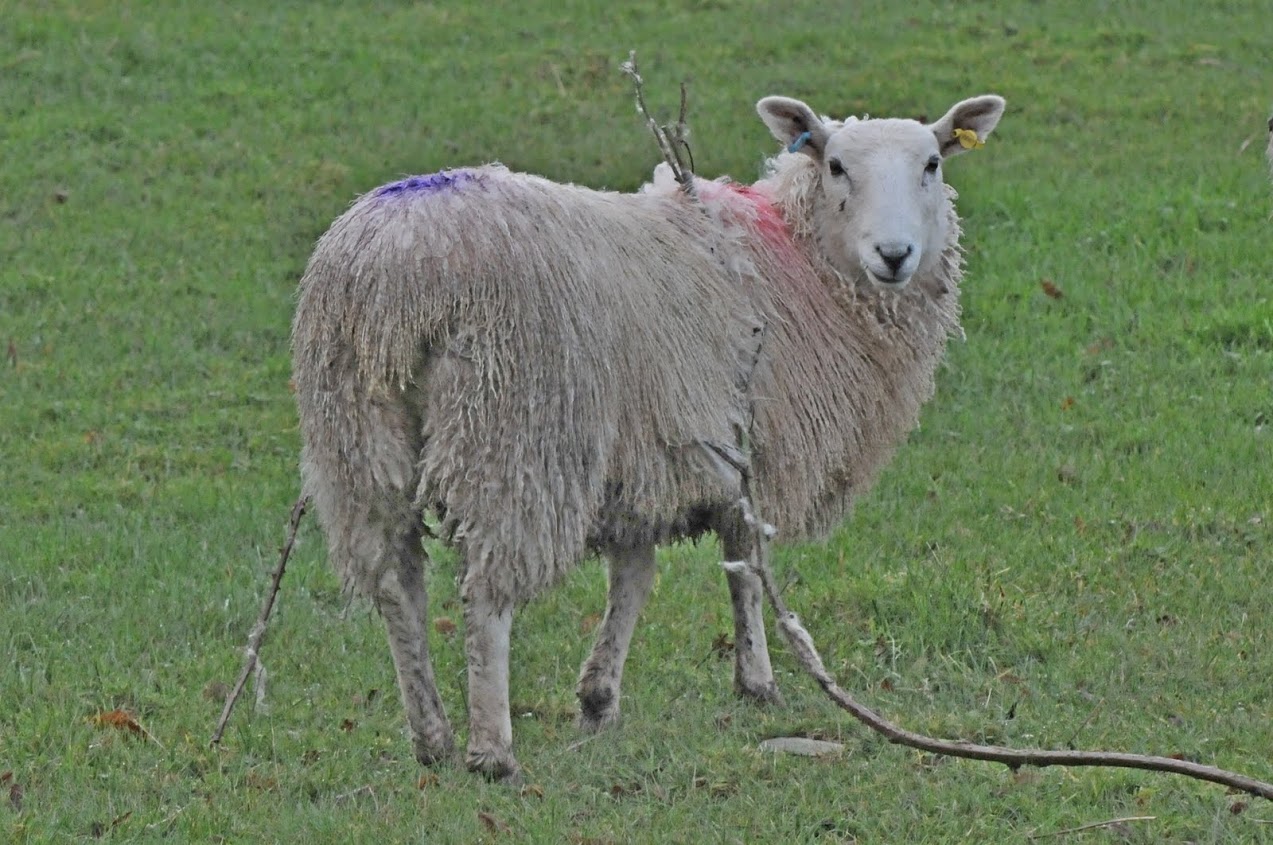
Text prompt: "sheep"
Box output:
[[291, 91, 1006, 782]]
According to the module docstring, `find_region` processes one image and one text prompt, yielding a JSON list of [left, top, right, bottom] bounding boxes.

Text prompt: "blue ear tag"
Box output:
[[787, 130, 813, 153]]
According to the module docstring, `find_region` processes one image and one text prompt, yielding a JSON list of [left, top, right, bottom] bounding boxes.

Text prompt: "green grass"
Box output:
[[2, 0, 1271, 841]]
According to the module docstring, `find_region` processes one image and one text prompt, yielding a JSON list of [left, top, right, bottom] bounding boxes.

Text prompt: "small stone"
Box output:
[[758, 737, 845, 757]]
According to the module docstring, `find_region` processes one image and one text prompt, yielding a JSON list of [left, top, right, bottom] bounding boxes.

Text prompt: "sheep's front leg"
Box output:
[[576, 543, 658, 731], [720, 532, 783, 705], [373, 521, 456, 766], [461, 581, 520, 783]]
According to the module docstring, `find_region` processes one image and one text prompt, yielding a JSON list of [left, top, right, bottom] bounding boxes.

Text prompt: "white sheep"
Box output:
[[291, 91, 1006, 781]]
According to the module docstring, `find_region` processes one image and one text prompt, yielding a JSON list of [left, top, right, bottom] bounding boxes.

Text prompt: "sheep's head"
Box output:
[[758, 93, 1005, 289]]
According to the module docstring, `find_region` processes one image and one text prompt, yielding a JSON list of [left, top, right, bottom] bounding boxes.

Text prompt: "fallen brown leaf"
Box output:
[[1040, 278, 1064, 299], [89, 811, 130, 838], [91, 709, 160, 745], [1085, 337, 1114, 355], [416, 773, 439, 789], [244, 770, 278, 792], [92, 709, 141, 734], [433, 616, 457, 636], [1060, 396, 1075, 411], [610, 781, 642, 798], [478, 810, 511, 834], [520, 783, 545, 799]]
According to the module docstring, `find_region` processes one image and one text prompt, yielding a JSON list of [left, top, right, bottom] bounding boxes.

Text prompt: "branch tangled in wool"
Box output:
[[621, 51, 695, 196]]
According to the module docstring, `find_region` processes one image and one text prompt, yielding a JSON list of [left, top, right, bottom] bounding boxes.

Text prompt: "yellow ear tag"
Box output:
[[953, 127, 985, 150]]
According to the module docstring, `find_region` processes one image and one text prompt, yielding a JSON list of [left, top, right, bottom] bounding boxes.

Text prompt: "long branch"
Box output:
[[210, 495, 310, 746], [728, 453, 1273, 801]]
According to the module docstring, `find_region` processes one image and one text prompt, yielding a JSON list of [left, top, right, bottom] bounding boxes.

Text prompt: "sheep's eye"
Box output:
[[828, 158, 845, 178], [924, 155, 941, 175]]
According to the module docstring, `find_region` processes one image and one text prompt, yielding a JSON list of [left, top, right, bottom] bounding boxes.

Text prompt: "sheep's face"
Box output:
[[758, 94, 1005, 289]]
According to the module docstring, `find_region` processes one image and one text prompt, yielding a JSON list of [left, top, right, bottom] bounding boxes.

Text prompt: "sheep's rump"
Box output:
[[293, 164, 961, 605]]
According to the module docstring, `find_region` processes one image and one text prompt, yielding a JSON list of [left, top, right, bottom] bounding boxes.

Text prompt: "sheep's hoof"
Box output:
[[466, 747, 523, 786], [736, 679, 784, 707], [577, 707, 620, 734], [412, 733, 457, 768], [577, 686, 620, 733]]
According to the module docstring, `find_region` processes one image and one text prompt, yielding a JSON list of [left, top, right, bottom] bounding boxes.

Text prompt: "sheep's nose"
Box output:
[[875, 242, 914, 276]]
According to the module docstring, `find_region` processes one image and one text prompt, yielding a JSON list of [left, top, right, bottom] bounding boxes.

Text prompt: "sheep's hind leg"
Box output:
[[720, 530, 783, 705], [461, 578, 521, 783], [576, 543, 658, 732], [374, 519, 456, 766]]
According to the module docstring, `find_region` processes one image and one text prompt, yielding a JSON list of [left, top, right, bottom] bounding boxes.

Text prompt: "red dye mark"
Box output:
[[706, 181, 823, 296], [715, 183, 794, 251]]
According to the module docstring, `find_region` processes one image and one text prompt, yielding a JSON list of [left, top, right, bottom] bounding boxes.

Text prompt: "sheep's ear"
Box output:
[[757, 96, 830, 158], [930, 95, 1006, 158]]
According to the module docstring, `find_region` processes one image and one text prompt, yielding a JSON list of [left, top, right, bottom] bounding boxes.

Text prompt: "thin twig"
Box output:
[[1063, 697, 1104, 749], [565, 733, 600, 753], [145, 803, 190, 831], [333, 784, 379, 811], [210, 495, 310, 746], [669, 81, 694, 176], [1028, 815, 1156, 840]]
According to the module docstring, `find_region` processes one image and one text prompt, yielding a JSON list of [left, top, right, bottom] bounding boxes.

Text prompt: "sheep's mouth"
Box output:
[[864, 268, 912, 288]]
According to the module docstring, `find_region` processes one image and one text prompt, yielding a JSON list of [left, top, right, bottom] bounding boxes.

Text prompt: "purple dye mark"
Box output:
[[374, 169, 482, 198]]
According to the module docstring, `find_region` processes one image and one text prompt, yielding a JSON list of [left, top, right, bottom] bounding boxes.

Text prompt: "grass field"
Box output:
[[2, 1, 1271, 841]]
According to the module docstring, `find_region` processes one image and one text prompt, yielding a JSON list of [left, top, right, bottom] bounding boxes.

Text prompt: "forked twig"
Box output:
[[621, 51, 696, 197], [210, 495, 310, 746]]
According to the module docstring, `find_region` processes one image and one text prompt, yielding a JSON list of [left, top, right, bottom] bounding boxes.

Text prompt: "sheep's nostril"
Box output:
[[875, 243, 914, 275]]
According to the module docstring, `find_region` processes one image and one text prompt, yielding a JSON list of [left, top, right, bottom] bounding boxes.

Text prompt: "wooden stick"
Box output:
[[724, 440, 1273, 800], [210, 495, 310, 746]]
